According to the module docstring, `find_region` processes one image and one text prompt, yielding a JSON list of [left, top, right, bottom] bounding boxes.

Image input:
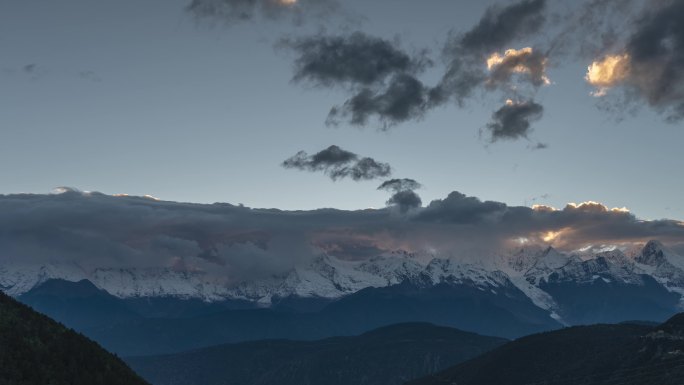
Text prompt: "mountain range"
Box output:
[[6, 240, 684, 356]]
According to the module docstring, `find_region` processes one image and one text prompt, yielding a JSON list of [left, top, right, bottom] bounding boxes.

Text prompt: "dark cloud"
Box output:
[[547, 0, 642, 58], [0, 190, 682, 278], [378, 178, 422, 213], [551, 0, 684, 121], [485, 100, 544, 142], [386, 190, 422, 213], [280, 1, 550, 135], [284, 32, 436, 128], [417, 191, 508, 225], [438, 0, 549, 104], [23, 64, 36, 73], [459, 0, 547, 54], [282, 145, 391, 181], [377, 178, 422, 192], [186, 0, 341, 25], [529, 142, 549, 150], [326, 74, 434, 128], [286, 32, 425, 87], [621, 0, 684, 120]]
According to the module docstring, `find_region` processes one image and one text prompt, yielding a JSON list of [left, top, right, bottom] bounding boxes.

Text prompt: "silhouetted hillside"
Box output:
[[0, 290, 149, 385], [127, 323, 506, 385], [409, 313, 684, 385]]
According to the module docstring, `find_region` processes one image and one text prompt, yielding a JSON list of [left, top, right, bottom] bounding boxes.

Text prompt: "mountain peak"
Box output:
[[637, 240, 668, 266], [22, 278, 105, 299], [535, 246, 571, 270], [643, 239, 665, 253]]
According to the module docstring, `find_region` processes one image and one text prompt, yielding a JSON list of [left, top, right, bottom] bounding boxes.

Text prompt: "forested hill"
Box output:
[[0, 290, 149, 385]]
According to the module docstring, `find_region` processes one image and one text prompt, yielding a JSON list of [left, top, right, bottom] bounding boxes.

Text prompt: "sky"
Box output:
[[1, 0, 684, 222]]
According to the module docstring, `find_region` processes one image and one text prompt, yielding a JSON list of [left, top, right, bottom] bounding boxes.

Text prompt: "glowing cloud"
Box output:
[[486, 47, 550, 86], [566, 201, 630, 214], [542, 230, 562, 243], [486, 47, 532, 70], [585, 54, 631, 96], [532, 204, 558, 212]]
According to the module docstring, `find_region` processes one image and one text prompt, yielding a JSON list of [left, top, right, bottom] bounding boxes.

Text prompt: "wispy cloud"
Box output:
[[282, 145, 392, 181]]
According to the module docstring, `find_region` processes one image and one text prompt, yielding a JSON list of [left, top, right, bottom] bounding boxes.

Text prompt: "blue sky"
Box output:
[[1, 0, 682, 221]]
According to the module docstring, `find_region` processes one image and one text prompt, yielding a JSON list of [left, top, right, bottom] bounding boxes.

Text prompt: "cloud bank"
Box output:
[[0, 189, 682, 282]]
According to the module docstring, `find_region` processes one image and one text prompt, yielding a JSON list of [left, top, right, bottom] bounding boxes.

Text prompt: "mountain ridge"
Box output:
[[408, 312, 684, 385], [6, 240, 684, 330], [0, 290, 148, 385], [126, 322, 507, 385]]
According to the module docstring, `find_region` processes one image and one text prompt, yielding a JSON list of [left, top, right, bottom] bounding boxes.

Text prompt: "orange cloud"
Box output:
[[486, 47, 550, 86], [585, 54, 631, 96]]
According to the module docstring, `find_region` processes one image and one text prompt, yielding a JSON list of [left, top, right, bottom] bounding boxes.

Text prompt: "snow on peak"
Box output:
[[424, 258, 510, 288], [637, 240, 677, 267], [357, 255, 424, 285], [0, 262, 87, 297], [3, 240, 684, 312]]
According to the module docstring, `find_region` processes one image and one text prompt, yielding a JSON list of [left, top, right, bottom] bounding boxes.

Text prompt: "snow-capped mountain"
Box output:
[[633, 240, 684, 298], [0, 261, 87, 297], [3, 240, 684, 323], [500, 241, 684, 320], [0, 253, 428, 304]]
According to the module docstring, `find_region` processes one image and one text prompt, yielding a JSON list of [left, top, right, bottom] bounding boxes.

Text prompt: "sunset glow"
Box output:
[[486, 47, 551, 85], [586, 54, 631, 96]]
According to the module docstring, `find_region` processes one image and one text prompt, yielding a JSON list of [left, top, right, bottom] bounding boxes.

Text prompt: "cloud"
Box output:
[[378, 178, 422, 213], [417, 192, 508, 225], [486, 47, 550, 89], [386, 190, 422, 213], [280, 0, 551, 136], [461, 0, 547, 54], [186, 0, 341, 25], [585, 53, 631, 96], [547, 0, 643, 58], [612, 0, 684, 120], [377, 178, 422, 192], [326, 74, 435, 128], [23, 64, 37, 74], [286, 32, 426, 87], [284, 32, 435, 128], [0, 190, 682, 278], [282, 145, 391, 181], [438, 0, 548, 103], [415, 191, 684, 251], [556, 0, 684, 120], [529, 142, 549, 150], [485, 99, 544, 142]]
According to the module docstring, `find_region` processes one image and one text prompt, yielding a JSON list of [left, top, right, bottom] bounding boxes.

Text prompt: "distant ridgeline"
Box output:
[[127, 323, 507, 385], [0, 290, 148, 385], [408, 313, 684, 385]]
